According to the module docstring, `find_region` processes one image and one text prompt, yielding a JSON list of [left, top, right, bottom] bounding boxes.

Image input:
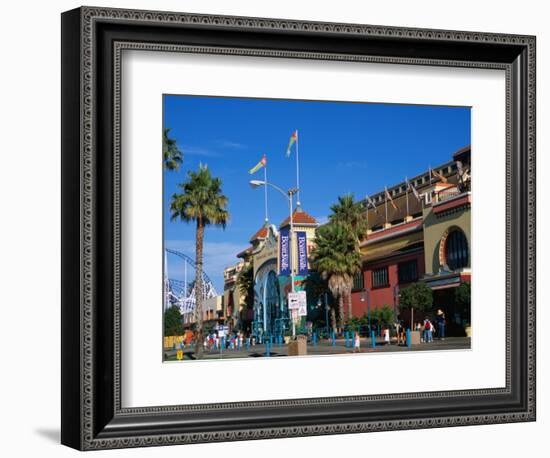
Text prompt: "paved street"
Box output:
[[164, 337, 470, 361]]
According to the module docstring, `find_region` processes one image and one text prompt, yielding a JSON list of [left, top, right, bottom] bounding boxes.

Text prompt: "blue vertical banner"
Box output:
[[296, 231, 308, 276], [279, 227, 290, 275]]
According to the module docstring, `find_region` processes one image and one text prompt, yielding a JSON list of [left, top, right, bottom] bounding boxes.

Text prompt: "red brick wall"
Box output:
[[350, 251, 425, 318]]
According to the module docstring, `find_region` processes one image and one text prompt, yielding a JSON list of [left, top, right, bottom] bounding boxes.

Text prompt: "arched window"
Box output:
[[445, 229, 469, 270]]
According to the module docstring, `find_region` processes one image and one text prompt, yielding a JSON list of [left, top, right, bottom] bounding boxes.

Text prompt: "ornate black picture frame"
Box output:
[[61, 6, 536, 450]]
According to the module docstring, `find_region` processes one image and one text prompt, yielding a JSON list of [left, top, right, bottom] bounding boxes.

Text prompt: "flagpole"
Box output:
[[365, 195, 369, 229], [264, 159, 269, 223], [384, 187, 388, 224], [406, 177, 409, 217], [295, 130, 301, 207]]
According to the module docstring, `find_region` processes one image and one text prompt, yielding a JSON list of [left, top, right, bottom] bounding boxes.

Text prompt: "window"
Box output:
[[425, 192, 432, 205], [398, 260, 418, 283], [352, 273, 365, 291], [445, 229, 469, 270], [372, 267, 389, 288]]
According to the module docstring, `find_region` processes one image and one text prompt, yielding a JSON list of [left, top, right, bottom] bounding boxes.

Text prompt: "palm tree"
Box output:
[[163, 128, 183, 171], [237, 263, 254, 309], [310, 222, 361, 332], [328, 193, 367, 321], [170, 165, 229, 358], [329, 193, 367, 241], [236, 263, 254, 330]]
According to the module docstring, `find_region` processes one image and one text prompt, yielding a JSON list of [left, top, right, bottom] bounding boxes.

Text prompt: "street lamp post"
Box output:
[[361, 289, 371, 331], [317, 291, 330, 338], [250, 180, 299, 339], [393, 284, 399, 322]]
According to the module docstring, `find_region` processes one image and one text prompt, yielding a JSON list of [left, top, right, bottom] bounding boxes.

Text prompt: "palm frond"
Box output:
[[163, 128, 183, 171]]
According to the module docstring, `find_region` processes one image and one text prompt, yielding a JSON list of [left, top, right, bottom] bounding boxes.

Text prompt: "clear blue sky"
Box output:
[[163, 95, 470, 292]]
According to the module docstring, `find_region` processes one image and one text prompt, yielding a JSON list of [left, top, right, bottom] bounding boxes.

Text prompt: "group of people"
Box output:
[[392, 309, 448, 345], [183, 310, 447, 354], [204, 331, 246, 351], [416, 309, 446, 343]]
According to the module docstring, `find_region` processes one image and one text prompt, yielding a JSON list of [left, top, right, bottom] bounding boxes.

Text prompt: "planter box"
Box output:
[[410, 330, 421, 345], [288, 335, 307, 356]]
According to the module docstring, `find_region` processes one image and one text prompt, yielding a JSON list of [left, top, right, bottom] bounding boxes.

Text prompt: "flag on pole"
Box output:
[[385, 187, 398, 210], [286, 130, 298, 157], [249, 154, 267, 174], [456, 160, 464, 177], [406, 178, 421, 201], [431, 167, 448, 183], [456, 160, 470, 181], [365, 194, 378, 214]]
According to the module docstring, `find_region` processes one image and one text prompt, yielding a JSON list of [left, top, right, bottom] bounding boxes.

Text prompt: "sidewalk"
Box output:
[[164, 337, 470, 361]]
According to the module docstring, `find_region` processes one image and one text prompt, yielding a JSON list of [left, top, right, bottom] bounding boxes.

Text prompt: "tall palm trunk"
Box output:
[[194, 220, 205, 358], [347, 289, 353, 324], [338, 295, 345, 333], [330, 307, 337, 335]]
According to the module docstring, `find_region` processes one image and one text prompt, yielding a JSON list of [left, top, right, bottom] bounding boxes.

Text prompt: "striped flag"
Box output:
[[249, 154, 267, 174], [431, 167, 448, 183], [365, 194, 378, 213], [406, 178, 421, 201], [456, 160, 464, 177], [385, 187, 398, 210], [286, 130, 298, 157]]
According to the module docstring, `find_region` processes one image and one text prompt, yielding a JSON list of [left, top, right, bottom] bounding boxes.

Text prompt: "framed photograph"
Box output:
[[61, 6, 536, 450]]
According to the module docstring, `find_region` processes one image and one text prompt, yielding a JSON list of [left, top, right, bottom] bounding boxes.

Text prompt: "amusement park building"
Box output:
[[221, 145, 472, 337], [223, 207, 319, 338], [350, 145, 472, 335]]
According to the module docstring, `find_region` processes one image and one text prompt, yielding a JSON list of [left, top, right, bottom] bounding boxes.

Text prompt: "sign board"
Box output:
[[288, 290, 306, 310], [279, 227, 290, 275], [217, 325, 227, 338], [296, 231, 309, 276]]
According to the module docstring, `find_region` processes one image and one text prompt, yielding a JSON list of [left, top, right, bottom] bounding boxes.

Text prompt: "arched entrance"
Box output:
[[252, 261, 283, 339]]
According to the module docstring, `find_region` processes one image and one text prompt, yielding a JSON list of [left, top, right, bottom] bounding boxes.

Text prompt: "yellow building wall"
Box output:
[[422, 206, 471, 275]]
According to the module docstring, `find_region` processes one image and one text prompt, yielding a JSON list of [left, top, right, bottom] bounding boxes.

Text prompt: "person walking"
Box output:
[[353, 331, 361, 353], [427, 319, 434, 342], [436, 309, 446, 340], [423, 318, 432, 343], [384, 327, 390, 345], [395, 320, 403, 345]]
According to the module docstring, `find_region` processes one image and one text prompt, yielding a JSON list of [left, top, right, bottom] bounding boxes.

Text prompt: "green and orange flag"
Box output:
[[385, 186, 398, 211], [248, 154, 267, 174], [286, 130, 298, 157]]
